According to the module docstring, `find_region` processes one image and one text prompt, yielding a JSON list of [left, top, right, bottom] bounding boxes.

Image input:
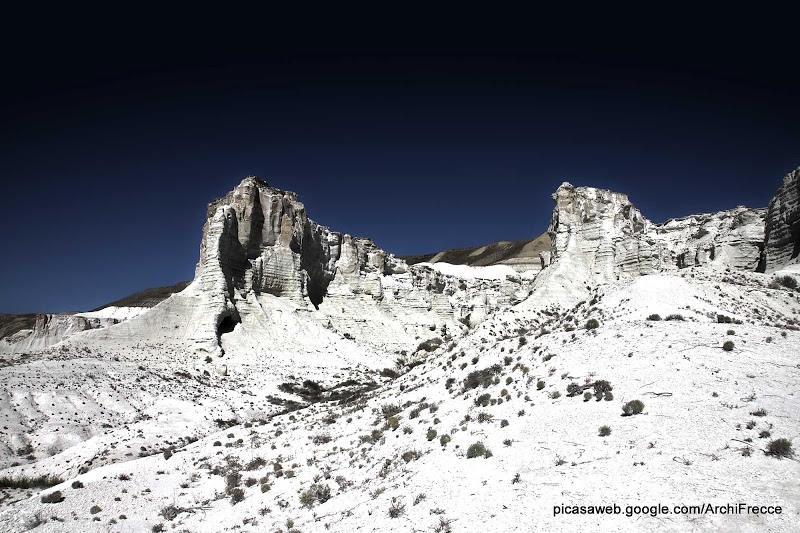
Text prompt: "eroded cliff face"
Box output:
[[195, 177, 410, 307], [0, 314, 104, 354], [527, 182, 768, 309], [763, 167, 800, 271], [193, 176, 531, 354]]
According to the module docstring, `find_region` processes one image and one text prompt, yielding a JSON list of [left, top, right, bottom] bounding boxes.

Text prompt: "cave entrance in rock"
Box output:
[[217, 315, 239, 337]]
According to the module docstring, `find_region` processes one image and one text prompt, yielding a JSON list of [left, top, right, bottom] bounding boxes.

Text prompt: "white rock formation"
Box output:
[[0, 314, 109, 354], [763, 167, 800, 271], [3, 177, 530, 359], [524, 182, 767, 309]]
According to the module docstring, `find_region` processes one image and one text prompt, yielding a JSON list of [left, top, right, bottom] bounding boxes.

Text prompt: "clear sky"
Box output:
[[1, 15, 798, 313]]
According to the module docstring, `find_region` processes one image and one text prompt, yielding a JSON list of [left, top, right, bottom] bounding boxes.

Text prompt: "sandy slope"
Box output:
[[0, 268, 798, 532]]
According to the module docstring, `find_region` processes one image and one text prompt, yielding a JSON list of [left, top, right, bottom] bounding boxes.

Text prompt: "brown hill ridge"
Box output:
[[400, 232, 551, 271]]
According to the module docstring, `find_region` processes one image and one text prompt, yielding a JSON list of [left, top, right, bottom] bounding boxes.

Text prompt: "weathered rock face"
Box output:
[[653, 207, 766, 272], [192, 176, 530, 353], [548, 183, 658, 284], [195, 176, 408, 308], [548, 182, 767, 278], [526, 182, 768, 309], [763, 167, 800, 271], [0, 314, 103, 354]]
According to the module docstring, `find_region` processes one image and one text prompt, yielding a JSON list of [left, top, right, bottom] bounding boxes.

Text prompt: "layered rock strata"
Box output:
[[526, 182, 768, 308], [763, 167, 800, 271]]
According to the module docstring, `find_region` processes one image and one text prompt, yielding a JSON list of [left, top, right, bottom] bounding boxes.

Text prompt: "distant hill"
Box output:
[[0, 313, 39, 341], [89, 281, 191, 311], [399, 232, 551, 271]]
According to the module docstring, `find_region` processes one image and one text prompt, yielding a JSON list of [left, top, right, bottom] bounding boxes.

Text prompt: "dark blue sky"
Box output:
[[1, 18, 798, 313]]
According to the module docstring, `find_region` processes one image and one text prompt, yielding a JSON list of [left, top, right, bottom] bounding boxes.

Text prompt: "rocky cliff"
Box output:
[[763, 167, 800, 271], [0, 313, 106, 354], [525, 182, 768, 308], [193, 177, 532, 354]]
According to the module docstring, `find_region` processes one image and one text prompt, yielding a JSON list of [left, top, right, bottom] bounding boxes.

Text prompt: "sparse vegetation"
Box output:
[[466, 441, 491, 459], [722, 340, 735, 351], [647, 314, 661, 321], [622, 399, 645, 416], [585, 318, 600, 330], [401, 450, 422, 463], [598, 425, 611, 437], [463, 364, 503, 390], [765, 438, 794, 459], [388, 497, 406, 518], [771, 275, 798, 290], [40, 491, 64, 503], [299, 483, 332, 508], [0, 474, 64, 489]]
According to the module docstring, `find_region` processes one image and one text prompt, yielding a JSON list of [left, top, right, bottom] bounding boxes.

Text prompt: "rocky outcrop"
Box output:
[[0, 313, 104, 354], [195, 176, 408, 308], [525, 182, 768, 309], [763, 167, 800, 271], [193, 177, 531, 352], [653, 207, 766, 272]]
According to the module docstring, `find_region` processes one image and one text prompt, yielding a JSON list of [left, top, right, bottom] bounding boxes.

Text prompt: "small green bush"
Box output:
[[380, 368, 399, 379], [598, 426, 611, 437], [474, 393, 491, 407], [566, 382, 581, 396], [585, 319, 600, 330], [426, 429, 438, 441], [722, 340, 735, 351], [765, 438, 794, 459], [500, 419, 509, 428], [773, 275, 798, 290], [665, 314, 685, 321], [0, 474, 64, 489], [622, 399, 644, 416], [299, 483, 331, 508], [440, 434, 451, 446], [245, 457, 267, 470], [466, 441, 488, 459], [388, 498, 406, 518], [583, 391, 592, 402], [381, 404, 402, 418], [41, 491, 63, 503], [401, 450, 422, 462], [750, 408, 767, 417], [463, 364, 503, 390], [385, 416, 400, 431], [647, 314, 661, 321], [90, 505, 102, 514], [160, 504, 181, 521], [536, 380, 545, 390]]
